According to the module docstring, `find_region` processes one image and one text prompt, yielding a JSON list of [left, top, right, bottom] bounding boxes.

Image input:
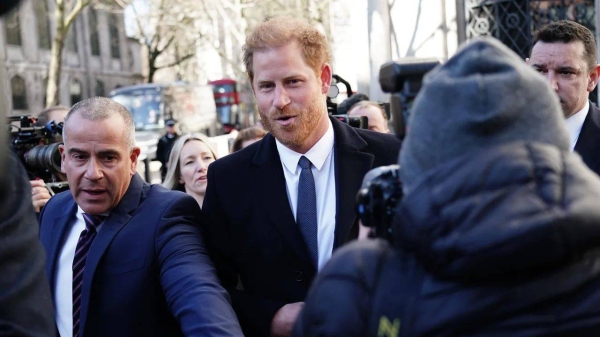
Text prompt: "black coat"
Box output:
[[296, 142, 600, 337], [574, 102, 600, 175], [202, 116, 401, 336], [0, 152, 54, 336], [156, 133, 179, 165]]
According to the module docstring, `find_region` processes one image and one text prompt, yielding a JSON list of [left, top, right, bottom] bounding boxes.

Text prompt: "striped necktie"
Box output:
[[73, 213, 105, 337]]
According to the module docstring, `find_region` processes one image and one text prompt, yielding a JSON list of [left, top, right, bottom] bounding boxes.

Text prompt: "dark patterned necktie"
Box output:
[[297, 156, 318, 269], [73, 213, 105, 337]]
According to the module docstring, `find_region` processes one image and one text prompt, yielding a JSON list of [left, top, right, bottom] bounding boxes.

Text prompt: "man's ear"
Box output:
[[130, 147, 141, 175], [588, 64, 600, 92], [319, 63, 332, 95], [59, 144, 66, 173]]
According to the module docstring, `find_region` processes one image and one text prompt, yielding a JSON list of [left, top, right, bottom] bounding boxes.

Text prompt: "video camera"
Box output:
[[8, 115, 68, 195], [327, 74, 368, 129], [356, 58, 440, 240]]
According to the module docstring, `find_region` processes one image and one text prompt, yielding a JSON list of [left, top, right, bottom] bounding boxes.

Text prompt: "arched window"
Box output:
[[5, 7, 21, 46], [89, 9, 100, 56], [95, 80, 105, 97], [34, 0, 50, 49], [70, 79, 82, 105], [109, 14, 121, 59], [11, 76, 28, 110]]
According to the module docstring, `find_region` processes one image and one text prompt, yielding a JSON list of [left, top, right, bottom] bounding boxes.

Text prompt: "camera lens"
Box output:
[[24, 143, 62, 173]]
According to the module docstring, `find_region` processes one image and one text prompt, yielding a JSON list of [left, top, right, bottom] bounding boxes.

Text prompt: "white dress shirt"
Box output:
[[276, 119, 336, 271], [55, 206, 104, 337], [565, 100, 589, 151]]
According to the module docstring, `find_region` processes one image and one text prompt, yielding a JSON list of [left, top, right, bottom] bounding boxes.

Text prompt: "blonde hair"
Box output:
[[349, 101, 388, 121], [243, 16, 332, 81], [162, 134, 218, 191]]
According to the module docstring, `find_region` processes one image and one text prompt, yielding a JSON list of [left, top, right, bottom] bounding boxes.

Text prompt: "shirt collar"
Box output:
[[565, 100, 589, 151], [77, 205, 111, 218], [276, 118, 334, 174], [77, 206, 84, 218]]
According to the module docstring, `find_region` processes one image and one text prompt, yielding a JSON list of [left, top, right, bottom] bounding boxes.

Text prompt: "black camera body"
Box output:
[[356, 165, 402, 241], [9, 115, 68, 194], [331, 114, 368, 129], [355, 59, 440, 240], [327, 74, 370, 130]]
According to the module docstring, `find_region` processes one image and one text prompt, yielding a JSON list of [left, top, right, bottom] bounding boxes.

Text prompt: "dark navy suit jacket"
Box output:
[[39, 174, 243, 337], [203, 116, 401, 336], [575, 102, 600, 175]]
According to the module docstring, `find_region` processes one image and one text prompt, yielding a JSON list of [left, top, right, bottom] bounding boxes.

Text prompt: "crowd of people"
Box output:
[[4, 7, 600, 337]]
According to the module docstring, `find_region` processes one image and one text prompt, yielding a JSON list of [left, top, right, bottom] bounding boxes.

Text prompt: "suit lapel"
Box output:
[[331, 117, 374, 249], [253, 134, 313, 266], [574, 103, 600, 174], [42, 199, 77, 294], [79, 174, 145, 334]]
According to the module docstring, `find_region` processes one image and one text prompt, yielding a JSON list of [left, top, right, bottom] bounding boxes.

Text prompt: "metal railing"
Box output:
[[466, 0, 595, 58]]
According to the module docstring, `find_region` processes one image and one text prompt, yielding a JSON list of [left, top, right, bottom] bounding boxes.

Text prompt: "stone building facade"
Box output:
[[0, 0, 143, 116]]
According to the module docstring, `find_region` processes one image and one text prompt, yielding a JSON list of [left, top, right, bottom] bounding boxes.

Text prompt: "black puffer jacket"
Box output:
[[295, 142, 600, 337]]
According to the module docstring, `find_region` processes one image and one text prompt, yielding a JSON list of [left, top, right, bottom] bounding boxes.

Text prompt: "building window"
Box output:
[[70, 79, 82, 105], [5, 7, 21, 46], [66, 21, 78, 53], [34, 0, 50, 49], [43, 78, 48, 106], [95, 80, 105, 97], [109, 14, 121, 59], [89, 9, 100, 56], [11, 76, 28, 110]]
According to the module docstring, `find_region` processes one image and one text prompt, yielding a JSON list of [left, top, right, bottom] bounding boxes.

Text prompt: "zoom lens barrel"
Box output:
[[24, 143, 62, 173]]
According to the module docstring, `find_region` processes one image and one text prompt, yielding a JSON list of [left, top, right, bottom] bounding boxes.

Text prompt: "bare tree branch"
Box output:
[[130, 0, 147, 42], [157, 35, 175, 54], [156, 53, 195, 69], [64, 0, 91, 28]]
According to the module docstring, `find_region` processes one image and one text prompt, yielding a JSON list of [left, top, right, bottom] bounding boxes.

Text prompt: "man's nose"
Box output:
[[84, 159, 102, 180], [273, 86, 291, 110], [546, 72, 559, 91]]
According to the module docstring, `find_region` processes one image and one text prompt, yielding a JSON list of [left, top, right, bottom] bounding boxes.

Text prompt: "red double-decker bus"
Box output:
[[209, 79, 240, 133]]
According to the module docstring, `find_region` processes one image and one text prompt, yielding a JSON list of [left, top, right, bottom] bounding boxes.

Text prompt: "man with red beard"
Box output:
[[202, 16, 401, 337]]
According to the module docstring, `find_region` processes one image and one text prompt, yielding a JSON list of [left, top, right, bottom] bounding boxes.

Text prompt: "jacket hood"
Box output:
[[400, 37, 569, 194], [393, 142, 600, 281]]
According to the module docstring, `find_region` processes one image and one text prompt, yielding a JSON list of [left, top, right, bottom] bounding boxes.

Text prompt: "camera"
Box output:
[[355, 58, 440, 240], [379, 58, 440, 140], [327, 74, 369, 129], [331, 114, 368, 129], [356, 165, 402, 241], [8, 115, 68, 195]]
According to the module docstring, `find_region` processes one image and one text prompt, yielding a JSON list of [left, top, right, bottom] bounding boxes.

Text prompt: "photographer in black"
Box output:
[[294, 37, 600, 336], [0, 1, 55, 334]]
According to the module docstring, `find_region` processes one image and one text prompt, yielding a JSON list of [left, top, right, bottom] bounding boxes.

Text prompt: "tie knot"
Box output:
[[298, 156, 312, 170], [82, 213, 106, 231]]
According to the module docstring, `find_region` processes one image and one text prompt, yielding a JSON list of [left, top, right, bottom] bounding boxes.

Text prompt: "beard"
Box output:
[[259, 94, 326, 150]]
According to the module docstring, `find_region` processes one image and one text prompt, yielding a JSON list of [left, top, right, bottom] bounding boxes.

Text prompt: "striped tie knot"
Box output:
[[82, 213, 106, 232]]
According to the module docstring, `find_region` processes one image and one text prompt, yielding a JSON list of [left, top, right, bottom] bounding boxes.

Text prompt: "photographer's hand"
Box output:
[[271, 302, 304, 337], [30, 179, 51, 213]]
